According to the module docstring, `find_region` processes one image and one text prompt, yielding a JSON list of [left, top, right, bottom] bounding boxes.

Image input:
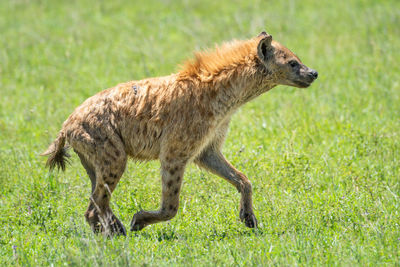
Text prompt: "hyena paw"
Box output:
[[130, 211, 147, 231], [108, 216, 127, 236], [240, 209, 258, 228], [85, 209, 126, 236]]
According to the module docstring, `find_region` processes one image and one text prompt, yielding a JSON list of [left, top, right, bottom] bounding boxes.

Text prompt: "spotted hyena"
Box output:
[[42, 32, 318, 236]]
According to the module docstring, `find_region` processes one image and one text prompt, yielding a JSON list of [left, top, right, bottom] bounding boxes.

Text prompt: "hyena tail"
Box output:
[[40, 131, 70, 171]]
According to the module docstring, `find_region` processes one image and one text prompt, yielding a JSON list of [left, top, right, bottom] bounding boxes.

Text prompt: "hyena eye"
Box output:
[[289, 60, 299, 68]]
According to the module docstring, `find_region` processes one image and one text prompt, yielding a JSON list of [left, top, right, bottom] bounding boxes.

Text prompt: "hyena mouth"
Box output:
[[295, 80, 312, 88]]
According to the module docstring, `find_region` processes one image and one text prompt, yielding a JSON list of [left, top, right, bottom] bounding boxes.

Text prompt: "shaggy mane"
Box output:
[[178, 37, 260, 79]]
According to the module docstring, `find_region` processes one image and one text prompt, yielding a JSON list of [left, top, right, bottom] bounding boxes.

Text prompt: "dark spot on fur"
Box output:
[[142, 124, 147, 135], [209, 89, 218, 98], [169, 205, 175, 210], [104, 160, 111, 165], [174, 188, 179, 195], [167, 180, 173, 188], [108, 142, 118, 152], [109, 173, 118, 179], [114, 150, 120, 157], [169, 168, 175, 175], [105, 151, 117, 161], [176, 176, 181, 183]]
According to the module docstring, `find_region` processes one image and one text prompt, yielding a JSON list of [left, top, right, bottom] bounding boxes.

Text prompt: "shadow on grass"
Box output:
[[129, 225, 287, 242], [132, 229, 179, 241], [68, 219, 288, 242]]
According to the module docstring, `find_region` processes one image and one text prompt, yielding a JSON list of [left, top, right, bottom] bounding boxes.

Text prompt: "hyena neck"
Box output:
[[176, 38, 278, 118], [197, 61, 277, 118]]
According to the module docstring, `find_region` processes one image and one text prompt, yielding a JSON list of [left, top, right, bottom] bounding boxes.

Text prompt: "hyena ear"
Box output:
[[257, 32, 273, 61]]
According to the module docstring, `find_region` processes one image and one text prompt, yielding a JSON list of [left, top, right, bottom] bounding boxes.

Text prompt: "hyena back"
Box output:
[[42, 32, 318, 236]]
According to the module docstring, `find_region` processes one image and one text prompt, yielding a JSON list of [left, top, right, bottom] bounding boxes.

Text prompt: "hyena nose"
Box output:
[[310, 70, 318, 79]]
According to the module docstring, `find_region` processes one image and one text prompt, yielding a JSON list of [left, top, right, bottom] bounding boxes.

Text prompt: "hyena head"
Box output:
[[256, 31, 318, 88]]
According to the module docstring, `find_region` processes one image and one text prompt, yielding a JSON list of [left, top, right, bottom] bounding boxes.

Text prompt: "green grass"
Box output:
[[1, 0, 399, 265]]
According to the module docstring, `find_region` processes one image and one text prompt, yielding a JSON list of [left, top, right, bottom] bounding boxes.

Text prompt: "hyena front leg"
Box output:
[[195, 148, 257, 228], [130, 158, 186, 231]]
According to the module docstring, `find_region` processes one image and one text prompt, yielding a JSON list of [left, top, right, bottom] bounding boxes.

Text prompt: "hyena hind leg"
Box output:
[[76, 151, 96, 193], [77, 141, 128, 236]]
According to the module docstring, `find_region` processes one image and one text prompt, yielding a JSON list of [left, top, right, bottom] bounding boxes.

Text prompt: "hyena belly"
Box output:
[[120, 117, 164, 160]]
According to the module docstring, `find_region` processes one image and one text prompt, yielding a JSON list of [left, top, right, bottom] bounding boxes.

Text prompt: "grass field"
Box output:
[[1, 0, 399, 265]]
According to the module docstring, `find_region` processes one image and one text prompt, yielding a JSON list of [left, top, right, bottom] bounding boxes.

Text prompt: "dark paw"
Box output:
[[240, 209, 258, 228], [108, 217, 127, 236], [130, 211, 147, 231], [244, 213, 258, 228], [86, 209, 127, 236]]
